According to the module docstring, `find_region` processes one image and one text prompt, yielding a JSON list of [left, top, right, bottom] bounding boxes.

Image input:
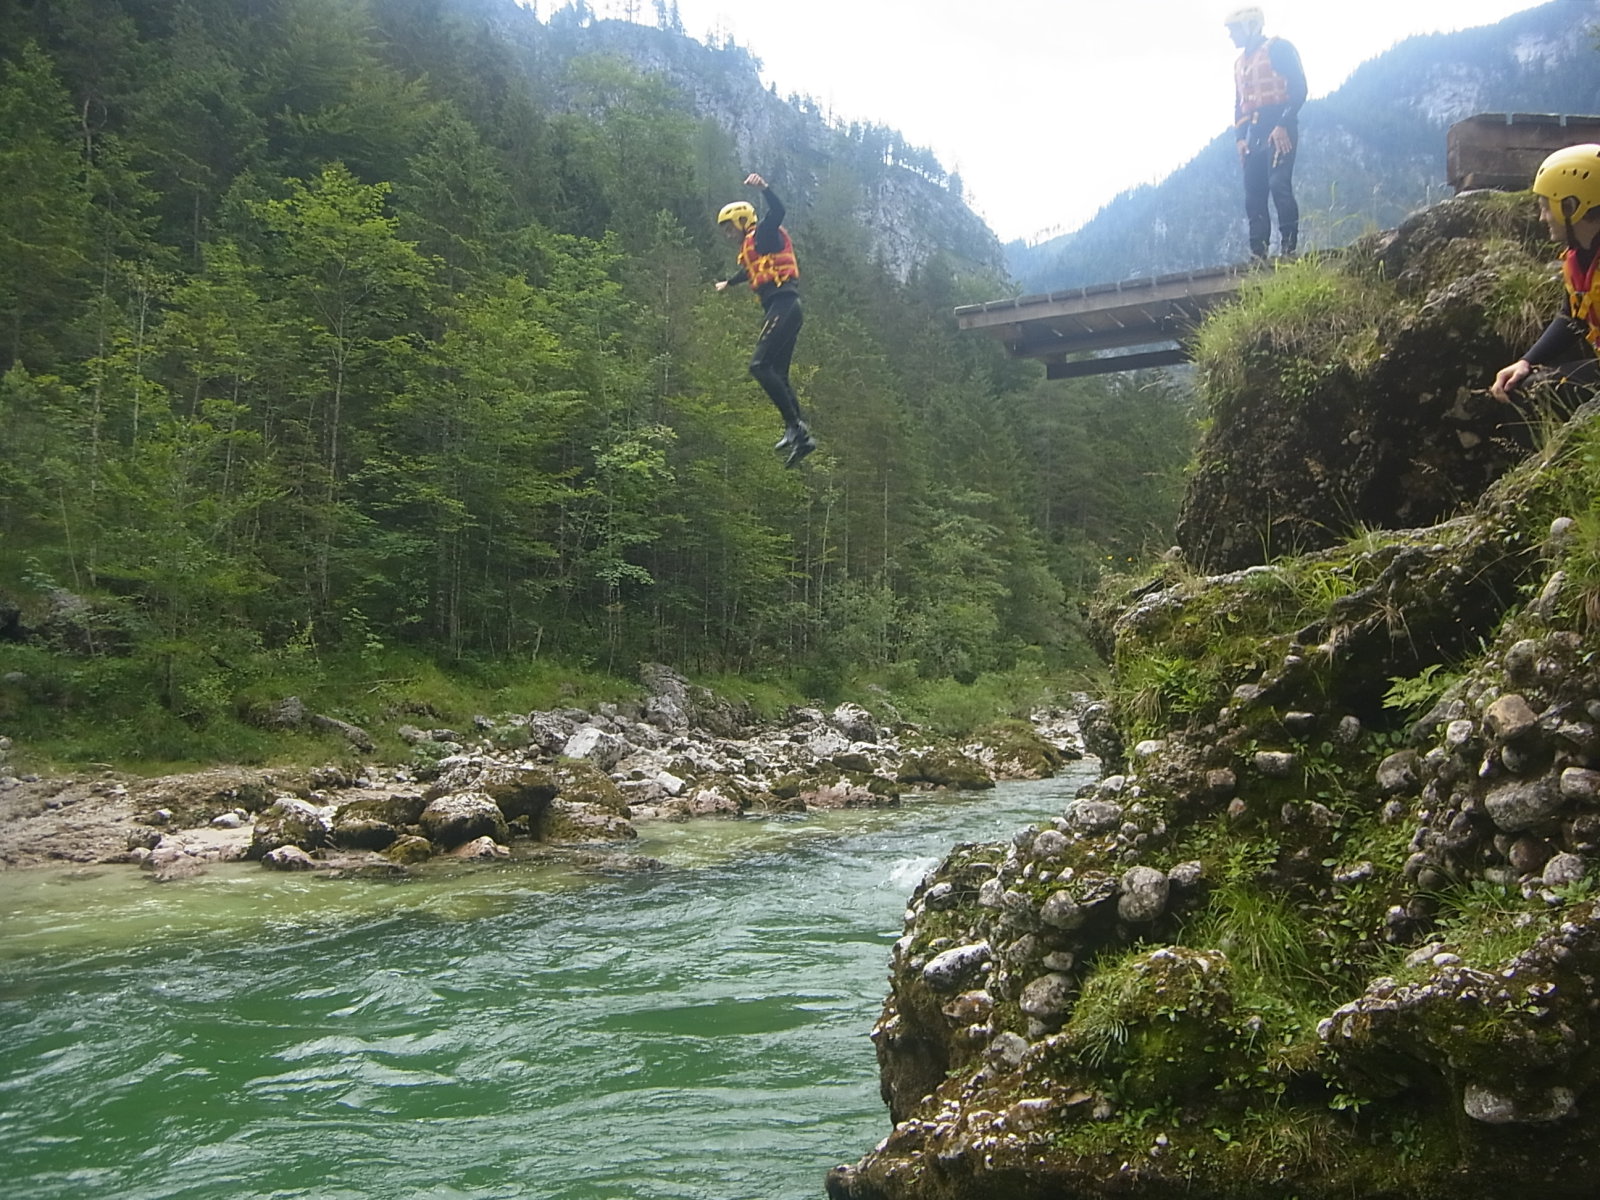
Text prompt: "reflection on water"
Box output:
[[0, 771, 1093, 1200]]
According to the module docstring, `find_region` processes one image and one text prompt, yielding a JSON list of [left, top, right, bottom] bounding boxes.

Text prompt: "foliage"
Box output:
[[0, 637, 640, 773], [872, 663, 1059, 738], [1478, 233, 1562, 349], [1380, 663, 1458, 719], [0, 0, 1199, 756]]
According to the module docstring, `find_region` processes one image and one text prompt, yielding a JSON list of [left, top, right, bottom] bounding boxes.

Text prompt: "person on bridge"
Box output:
[[1226, 6, 1307, 261], [1492, 143, 1600, 405], [714, 172, 816, 468]]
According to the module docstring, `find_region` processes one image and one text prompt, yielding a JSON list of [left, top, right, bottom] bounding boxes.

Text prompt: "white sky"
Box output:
[[555, 0, 1550, 242]]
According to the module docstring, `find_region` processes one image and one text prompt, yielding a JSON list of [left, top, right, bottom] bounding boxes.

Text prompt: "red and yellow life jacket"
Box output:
[[1564, 248, 1600, 348], [738, 227, 800, 292], [1235, 39, 1290, 116]]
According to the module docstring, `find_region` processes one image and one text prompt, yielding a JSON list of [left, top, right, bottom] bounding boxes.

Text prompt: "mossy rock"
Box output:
[[865, 774, 903, 799], [418, 792, 509, 849], [332, 815, 398, 850], [978, 720, 1069, 779], [1061, 947, 1240, 1103], [769, 771, 810, 800], [470, 763, 560, 821], [336, 793, 427, 827], [537, 799, 636, 843], [383, 835, 433, 864], [550, 759, 628, 814]]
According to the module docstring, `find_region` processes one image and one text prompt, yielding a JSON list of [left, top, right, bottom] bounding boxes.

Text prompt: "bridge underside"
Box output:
[[953, 264, 1250, 378]]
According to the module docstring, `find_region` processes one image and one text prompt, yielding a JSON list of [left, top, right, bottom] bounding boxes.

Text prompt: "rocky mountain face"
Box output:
[[1011, 0, 1600, 290], [526, 11, 1005, 282], [827, 193, 1600, 1198]]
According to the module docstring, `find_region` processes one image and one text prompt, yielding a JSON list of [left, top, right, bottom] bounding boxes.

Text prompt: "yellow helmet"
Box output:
[[717, 201, 757, 232], [1533, 144, 1600, 220], [1224, 5, 1263, 31]]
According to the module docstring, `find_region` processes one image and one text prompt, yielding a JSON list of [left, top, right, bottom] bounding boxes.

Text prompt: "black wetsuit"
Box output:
[[725, 187, 804, 429], [1516, 243, 1600, 399], [1235, 37, 1307, 259]]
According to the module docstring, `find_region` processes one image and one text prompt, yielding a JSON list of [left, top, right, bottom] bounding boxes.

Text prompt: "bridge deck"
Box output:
[[954, 263, 1252, 378], [965, 111, 1600, 380]]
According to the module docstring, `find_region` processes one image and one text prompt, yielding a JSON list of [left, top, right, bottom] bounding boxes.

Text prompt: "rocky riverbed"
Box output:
[[0, 665, 1085, 878]]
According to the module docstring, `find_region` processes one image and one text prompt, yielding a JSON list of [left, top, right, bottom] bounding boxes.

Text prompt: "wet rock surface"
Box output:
[[0, 667, 1087, 879]]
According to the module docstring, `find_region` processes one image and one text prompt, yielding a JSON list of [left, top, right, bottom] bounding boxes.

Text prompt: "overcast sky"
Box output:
[[545, 0, 1556, 242]]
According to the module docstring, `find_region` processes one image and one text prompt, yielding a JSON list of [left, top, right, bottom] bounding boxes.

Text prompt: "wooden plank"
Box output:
[[1448, 112, 1600, 192]]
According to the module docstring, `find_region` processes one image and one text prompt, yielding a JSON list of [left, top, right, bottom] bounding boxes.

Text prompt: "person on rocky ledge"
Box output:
[[714, 172, 816, 468], [1492, 143, 1600, 407], [1226, 5, 1306, 262]]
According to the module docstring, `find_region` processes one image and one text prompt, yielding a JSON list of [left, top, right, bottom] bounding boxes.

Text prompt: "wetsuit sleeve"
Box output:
[[1271, 39, 1307, 117], [753, 186, 787, 256], [1524, 309, 1588, 366], [724, 265, 749, 288]]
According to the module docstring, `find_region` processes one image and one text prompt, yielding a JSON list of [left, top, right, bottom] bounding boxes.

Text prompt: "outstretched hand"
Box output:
[[1491, 359, 1532, 402], [744, 172, 767, 189]]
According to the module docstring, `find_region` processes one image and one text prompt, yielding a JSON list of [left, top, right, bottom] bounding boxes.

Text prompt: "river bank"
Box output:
[[0, 665, 1088, 874]]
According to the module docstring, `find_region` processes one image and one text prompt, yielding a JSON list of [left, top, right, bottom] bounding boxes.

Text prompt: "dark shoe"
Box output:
[[775, 421, 808, 451], [784, 432, 817, 468]]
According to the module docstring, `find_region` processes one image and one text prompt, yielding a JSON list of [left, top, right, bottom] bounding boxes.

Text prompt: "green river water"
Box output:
[[0, 770, 1092, 1200]]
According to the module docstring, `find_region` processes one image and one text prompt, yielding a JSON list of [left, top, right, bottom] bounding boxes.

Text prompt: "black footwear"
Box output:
[[784, 432, 817, 468], [775, 420, 808, 451]]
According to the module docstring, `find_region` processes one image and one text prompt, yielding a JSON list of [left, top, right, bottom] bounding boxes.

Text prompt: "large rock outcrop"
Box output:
[[1177, 193, 1555, 573], [831, 200, 1600, 1198]]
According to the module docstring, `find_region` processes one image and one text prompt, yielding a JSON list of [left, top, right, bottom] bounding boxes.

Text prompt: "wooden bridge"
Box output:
[[953, 263, 1252, 379]]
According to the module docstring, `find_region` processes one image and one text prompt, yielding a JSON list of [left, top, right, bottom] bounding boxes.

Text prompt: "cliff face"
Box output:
[[545, 17, 1006, 282], [829, 195, 1600, 1199], [1177, 192, 1556, 573]]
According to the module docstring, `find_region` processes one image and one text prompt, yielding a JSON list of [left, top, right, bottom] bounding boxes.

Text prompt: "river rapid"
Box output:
[[0, 770, 1094, 1200]]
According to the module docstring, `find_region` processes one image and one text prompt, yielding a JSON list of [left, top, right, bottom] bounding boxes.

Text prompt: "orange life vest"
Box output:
[[1235, 39, 1291, 116], [1564, 248, 1600, 348], [738, 226, 800, 292]]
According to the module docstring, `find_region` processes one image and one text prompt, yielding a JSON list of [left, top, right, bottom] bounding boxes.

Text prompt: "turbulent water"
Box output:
[[0, 772, 1092, 1200]]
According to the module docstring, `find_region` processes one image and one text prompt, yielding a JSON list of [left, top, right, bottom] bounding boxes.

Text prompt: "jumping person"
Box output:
[[1225, 6, 1306, 261], [714, 173, 815, 468], [1492, 144, 1600, 406]]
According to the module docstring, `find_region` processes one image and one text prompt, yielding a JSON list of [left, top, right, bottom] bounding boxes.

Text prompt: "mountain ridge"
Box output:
[[1008, 0, 1600, 291]]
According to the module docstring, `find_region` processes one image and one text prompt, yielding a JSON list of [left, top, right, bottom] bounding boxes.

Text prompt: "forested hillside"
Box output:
[[1011, 0, 1600, 290], [0, 0, 1192, 756]]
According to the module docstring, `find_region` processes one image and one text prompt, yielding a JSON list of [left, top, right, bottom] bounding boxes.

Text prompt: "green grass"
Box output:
[[1191, 254, 1395, 402], [1416, 879, 1550, 973], [690, 671, 803, 722], [0, 638, 1071, 774], [0, 641, 643, 775], [850, 663, 1062, 737]]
